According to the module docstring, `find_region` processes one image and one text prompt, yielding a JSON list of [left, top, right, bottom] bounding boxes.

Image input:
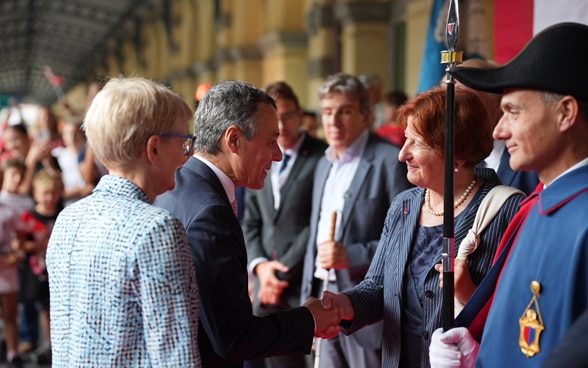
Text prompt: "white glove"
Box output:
[[430, 327, 479, 368]]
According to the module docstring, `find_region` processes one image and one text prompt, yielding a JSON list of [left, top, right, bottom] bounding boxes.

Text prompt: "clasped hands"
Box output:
[[303, 290, 355, 339]]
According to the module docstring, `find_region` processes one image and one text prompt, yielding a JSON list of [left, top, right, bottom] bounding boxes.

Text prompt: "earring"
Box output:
[[454, 166, 459, 172]]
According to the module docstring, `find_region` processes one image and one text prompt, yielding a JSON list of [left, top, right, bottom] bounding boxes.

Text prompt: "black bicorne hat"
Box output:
[[450, 22, 588, 103]]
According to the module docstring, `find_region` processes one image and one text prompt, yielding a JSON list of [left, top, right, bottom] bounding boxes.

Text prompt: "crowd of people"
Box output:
[[0, 21, 586, 368], [0, 101, 99, 367]]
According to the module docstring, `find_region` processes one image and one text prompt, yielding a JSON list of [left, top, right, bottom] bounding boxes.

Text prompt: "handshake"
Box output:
[[303, 290, 355, 338]]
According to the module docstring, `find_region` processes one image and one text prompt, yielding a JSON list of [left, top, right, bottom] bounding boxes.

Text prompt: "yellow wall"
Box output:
[[63, 0, 496, 115]]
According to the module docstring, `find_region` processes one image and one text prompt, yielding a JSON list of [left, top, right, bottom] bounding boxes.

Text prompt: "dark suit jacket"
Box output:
[[300, 132, 413, 349], [155, 157, 314, 368], [242, 134, 327, 315], [497, 149, 539, 196]]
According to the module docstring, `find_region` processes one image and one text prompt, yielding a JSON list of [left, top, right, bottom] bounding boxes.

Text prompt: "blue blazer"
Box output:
[[155, 157, 314, 368], [300, 133, 413, 349]]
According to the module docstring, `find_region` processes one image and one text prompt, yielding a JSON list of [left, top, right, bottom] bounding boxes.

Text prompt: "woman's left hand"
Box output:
[[435, 259, 477, 305]]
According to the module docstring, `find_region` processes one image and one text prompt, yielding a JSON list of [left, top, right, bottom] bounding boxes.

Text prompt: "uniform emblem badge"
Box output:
[[519, 280, 544, 357]]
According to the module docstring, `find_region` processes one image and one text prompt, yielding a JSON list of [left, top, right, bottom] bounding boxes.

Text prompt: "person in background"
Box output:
[[0, 159, 35, 214], [0, 124, 31, 165], [320, 87, 524, 368], [46, 77, 201, 367], [0, 159, 36, 358], [16, 170, 65, 365], [376, 90, 409, 148], [300, 73, 413, 368], [0, 124, 61, 195], [454, 58, 539, 196], [78, 81, 108, 188], [155, 80, 342, 368], [51, 120, 93, 206], [301, 110, 320, 139], [32, 106, 64, 150], [242, 81, 327, 368], [358, 74, 386, 130], [0, 187, 24, 367], [429, 22, 588, 368]]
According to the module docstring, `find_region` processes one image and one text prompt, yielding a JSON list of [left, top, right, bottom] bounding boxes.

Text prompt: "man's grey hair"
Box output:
[[194, 80, 276, 154], [318, 73, 371, 115], [540, 91, 588, 122]]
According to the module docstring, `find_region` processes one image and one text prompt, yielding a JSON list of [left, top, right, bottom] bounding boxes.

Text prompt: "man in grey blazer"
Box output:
[[300, 73, 413, 368], [242, 81, 327, 368]]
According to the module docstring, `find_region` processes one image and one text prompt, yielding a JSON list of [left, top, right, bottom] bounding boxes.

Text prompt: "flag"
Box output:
[[43, 65, 64, 87], [418, 0, 492, 93], [417, 0, 448, 93], [495, 0, 588, 64]]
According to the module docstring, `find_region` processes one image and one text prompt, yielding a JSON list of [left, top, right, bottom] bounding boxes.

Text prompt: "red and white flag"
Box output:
[[43, 65, 63, 87], [495, 0, 588, 64]]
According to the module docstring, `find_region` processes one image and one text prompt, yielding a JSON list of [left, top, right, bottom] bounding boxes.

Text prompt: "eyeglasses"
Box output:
[[278, 111, 299, 123], [159, 132, 197, 156]]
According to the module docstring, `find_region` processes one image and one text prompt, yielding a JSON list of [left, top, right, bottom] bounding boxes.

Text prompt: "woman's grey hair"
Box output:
[[317, 73, 371, 115], [83, 76, 192, 169], [194, 80, 276, 154]]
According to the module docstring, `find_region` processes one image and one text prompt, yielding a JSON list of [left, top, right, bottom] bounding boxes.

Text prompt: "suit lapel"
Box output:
[[339, 135, 376, 237], [277, 135, 321, 218]]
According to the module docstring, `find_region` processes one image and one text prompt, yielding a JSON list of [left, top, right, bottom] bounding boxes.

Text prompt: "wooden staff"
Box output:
[[314, 211, 338, 368]]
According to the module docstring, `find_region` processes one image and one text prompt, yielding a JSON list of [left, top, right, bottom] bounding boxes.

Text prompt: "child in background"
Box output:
[[0, 193, 25, 367], [17, 169, 64, 365], [0, 159, 35, 214], [0, 159, 36, 361], [0, 124, 60, 196]]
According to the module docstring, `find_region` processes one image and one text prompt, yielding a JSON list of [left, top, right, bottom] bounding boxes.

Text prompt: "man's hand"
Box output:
[[321, 290, 354, 322], [303, 297, 342, 339], [430, 327, 479, 368], [255, 260, 289, 304], [317, 240, 348, 270]]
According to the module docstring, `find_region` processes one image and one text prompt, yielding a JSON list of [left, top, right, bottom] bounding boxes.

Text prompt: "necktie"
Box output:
[[278, 154, 291, 189], [231, 198, 238, 217], [279, 154, 291, 175]]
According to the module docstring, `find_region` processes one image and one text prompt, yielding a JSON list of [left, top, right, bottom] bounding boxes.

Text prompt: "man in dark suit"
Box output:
[[300, 73, 413, 368], [155, 80, 341, 368], [242, 81, 327, 368]]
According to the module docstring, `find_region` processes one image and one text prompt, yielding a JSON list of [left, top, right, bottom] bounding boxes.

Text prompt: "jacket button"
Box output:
[[424, 290, 434, 298], [423, 330, 430, 340]]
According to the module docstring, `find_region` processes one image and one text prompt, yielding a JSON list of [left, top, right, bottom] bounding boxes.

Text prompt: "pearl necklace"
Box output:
[[425, 178, 477, 217]]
